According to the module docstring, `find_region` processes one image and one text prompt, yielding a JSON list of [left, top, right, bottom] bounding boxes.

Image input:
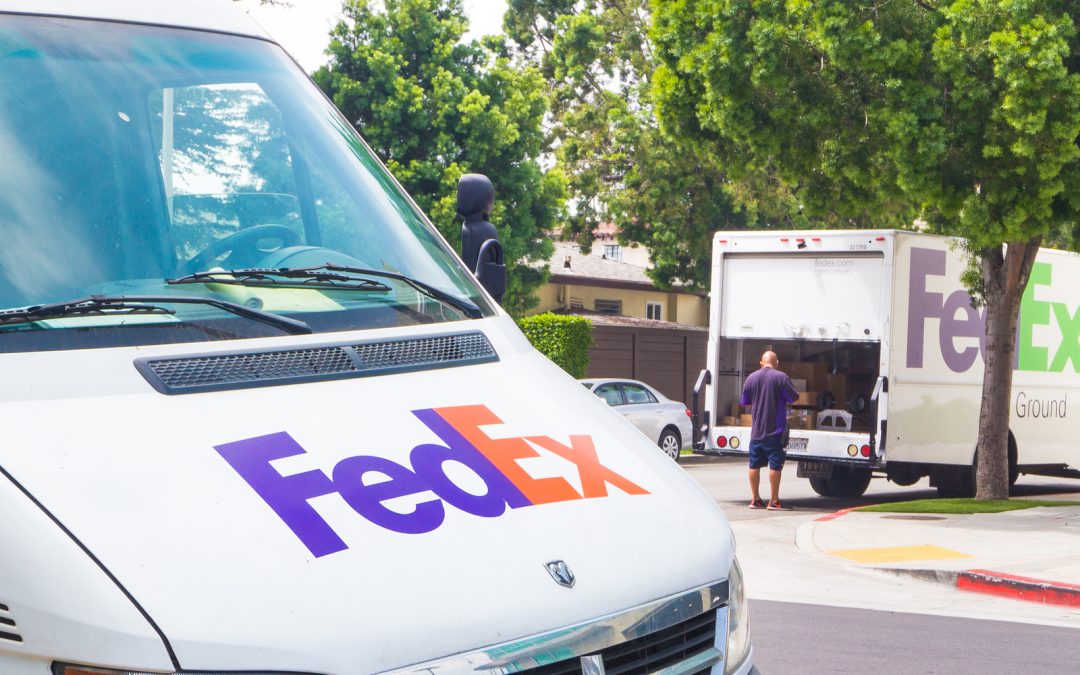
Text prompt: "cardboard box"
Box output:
[[730, 402, 741, 418], [721, 416, 738, 426], [790, 378, 808, 393], [793, 391, 820, 407], [825, 373, 848, 404], [785, 362, 829, 392], [739, 414, 753, 427], [787, 412, 815, 430]]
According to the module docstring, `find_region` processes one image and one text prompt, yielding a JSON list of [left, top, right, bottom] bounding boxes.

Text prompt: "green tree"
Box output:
[[315, 0, 565, 314], [508, 1, 854, 290], [652, 0, 1080, 499], [506, 1, 738, 289]]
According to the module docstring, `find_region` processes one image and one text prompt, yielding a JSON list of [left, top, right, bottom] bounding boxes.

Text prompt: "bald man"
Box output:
[[740, 351, 799, 510]]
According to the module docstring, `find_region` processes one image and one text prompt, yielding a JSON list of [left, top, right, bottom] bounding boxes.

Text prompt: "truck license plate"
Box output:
[[797, 460, 831, 479], [785, 437, 809, 453]]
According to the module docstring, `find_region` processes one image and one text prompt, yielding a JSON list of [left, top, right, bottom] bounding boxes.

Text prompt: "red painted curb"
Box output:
[[957, 569, 1080, 608], [815, 507, 856, 522]]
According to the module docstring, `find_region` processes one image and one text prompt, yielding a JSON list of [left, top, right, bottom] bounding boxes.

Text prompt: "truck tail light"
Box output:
[[860, 444, 871, 457], [685, 407, 692, 418], [729, 436, 741, 449], [847, 444, 858, 457], [717, 435, 727, 448]]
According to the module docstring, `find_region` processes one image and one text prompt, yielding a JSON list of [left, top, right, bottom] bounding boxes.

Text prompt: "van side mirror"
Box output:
[[458, 173, 506, 305]]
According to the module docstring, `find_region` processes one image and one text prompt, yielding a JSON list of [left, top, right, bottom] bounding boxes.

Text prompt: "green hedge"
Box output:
[[517, 313, 593, 378]]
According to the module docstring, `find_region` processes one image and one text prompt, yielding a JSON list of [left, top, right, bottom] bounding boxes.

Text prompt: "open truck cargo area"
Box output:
[[693, 230, 1079, 498]]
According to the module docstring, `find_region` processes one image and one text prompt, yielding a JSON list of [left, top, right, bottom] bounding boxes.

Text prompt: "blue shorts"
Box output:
[[748, 433, 786, 470]]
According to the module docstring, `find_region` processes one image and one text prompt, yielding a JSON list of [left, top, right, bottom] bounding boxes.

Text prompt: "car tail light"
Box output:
[[860, 444, 871, 457]]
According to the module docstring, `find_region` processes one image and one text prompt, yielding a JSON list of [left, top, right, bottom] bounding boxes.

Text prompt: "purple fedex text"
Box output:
[[214, 408, 530, 557], [907, 247, 987, 372], [214, 405, 648, 558]]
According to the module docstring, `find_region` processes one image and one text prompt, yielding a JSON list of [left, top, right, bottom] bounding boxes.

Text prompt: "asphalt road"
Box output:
[[751, 599, 1080, 674], [682, 457, 1080, 674], [683, 455, 1080, 522]]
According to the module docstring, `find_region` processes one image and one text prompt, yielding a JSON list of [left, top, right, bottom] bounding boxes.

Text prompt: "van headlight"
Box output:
[[725, 557, 751, 673]]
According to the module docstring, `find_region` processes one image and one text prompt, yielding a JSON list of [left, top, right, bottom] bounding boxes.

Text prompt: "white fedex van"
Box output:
[[0, 3, 751, 674], [694, 229, 1078, 498]]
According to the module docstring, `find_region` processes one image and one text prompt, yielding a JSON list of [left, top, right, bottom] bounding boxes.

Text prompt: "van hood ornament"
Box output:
[[545, 560, 576, 588]]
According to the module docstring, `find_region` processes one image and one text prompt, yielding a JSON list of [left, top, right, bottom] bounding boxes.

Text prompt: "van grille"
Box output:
[[135, 332, 497, 394], [0, 602, 22, 643], [526, 610, 717, 674]]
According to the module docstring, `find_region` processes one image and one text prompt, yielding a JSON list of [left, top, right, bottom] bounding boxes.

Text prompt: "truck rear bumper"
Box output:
[[703, 426, 883, 469]]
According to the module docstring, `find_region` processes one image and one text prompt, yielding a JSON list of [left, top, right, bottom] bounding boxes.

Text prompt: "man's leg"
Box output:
[[768, 467, 782, 503], [749, 467, 762, 502]]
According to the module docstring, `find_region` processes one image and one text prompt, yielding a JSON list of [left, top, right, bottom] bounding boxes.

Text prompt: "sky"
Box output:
[[235, 0, 510, 72]]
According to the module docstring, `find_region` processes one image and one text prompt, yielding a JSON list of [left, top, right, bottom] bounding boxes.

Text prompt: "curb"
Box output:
[[879, 567, 1080, 609], [957, 569, 1080, 608]]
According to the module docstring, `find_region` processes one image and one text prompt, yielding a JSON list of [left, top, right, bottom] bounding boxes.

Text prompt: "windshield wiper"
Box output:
[[170, 264, 484, 319], [0, 294, 312, 335], [168, 268, 392, 292]]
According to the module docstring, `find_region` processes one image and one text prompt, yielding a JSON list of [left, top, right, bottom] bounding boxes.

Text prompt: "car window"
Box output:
[[622, 383, 658, 404], [594, 384, 625, 406]]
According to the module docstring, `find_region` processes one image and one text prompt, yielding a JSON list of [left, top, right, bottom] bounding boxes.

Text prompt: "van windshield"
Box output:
[[0, 16, 492, 352]]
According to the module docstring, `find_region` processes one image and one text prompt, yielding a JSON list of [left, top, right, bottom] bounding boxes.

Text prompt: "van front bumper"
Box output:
[[384, 580, 749, 674]]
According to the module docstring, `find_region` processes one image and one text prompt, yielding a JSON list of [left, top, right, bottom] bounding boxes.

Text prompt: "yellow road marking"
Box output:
[[828, 545, 974, 564]]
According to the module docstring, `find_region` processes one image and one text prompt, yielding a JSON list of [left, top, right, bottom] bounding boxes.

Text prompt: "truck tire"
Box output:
[[826, 467, 872, 498], [809, 477, 835, 497]]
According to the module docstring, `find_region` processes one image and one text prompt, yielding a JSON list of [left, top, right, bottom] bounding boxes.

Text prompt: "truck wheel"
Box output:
[[827, 467, 872, 498], [809, 477, 835, 497], [658, 428, 681, 463]]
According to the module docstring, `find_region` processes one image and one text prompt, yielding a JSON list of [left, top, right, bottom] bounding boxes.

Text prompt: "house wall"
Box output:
[[530, 282, 709, 328]]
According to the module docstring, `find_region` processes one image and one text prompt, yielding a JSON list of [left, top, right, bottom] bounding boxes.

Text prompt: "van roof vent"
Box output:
[[135, 331, 498, 395], [0, 602, 23, 644]]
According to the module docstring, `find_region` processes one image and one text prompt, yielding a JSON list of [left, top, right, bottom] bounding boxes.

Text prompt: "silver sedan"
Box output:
[[579, 378, 694, 462]]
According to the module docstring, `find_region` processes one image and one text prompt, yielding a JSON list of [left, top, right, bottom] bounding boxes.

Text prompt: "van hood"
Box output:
[[0, 319, 733, 673]]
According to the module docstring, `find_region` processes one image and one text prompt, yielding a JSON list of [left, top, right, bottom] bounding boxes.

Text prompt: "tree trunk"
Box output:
[[974, 237, 1042, 500]]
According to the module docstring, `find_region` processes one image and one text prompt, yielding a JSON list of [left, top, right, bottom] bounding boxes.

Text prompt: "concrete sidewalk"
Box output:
[[799, 505, 1080, 608]]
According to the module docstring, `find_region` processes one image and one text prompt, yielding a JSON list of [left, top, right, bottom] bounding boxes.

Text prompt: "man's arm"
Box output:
[[781, 374, 799, 404], [740, 380, 752, 407]]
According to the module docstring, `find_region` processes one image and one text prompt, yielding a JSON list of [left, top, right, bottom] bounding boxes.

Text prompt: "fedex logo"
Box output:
[[907, 247, 1079, 373], [215, 405, 648, 557]]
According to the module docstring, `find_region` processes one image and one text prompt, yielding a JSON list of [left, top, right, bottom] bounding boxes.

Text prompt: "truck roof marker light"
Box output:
[[717, 435, 727, 448], [729, 436, 741, 449], [719, 239, 729, 244], [847, 444, 858, 457], [860, 444, 871, 457], [780, 238, 790, 243], [875, 236, 886, 242], [811, 237, 822, 242]]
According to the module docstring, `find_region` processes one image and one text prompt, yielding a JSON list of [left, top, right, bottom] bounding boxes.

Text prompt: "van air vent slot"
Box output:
[[135, 332, 498, 394], [0, 602, 22, 643]]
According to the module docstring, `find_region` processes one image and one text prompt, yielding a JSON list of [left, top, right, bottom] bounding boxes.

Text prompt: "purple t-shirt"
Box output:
[[740, 367, 799, 441]]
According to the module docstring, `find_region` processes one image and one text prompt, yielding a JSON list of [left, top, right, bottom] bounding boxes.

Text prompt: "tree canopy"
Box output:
[[507, 0, 801, 290], [315, 0, 565, 314], [652, 0, 1080, 498]]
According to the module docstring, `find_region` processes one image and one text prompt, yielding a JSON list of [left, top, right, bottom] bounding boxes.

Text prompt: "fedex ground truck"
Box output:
[[693, 230, 1079, 498]]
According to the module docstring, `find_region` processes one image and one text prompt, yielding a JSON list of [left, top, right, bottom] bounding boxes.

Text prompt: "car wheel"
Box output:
[[659, 428, 681, 462]]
